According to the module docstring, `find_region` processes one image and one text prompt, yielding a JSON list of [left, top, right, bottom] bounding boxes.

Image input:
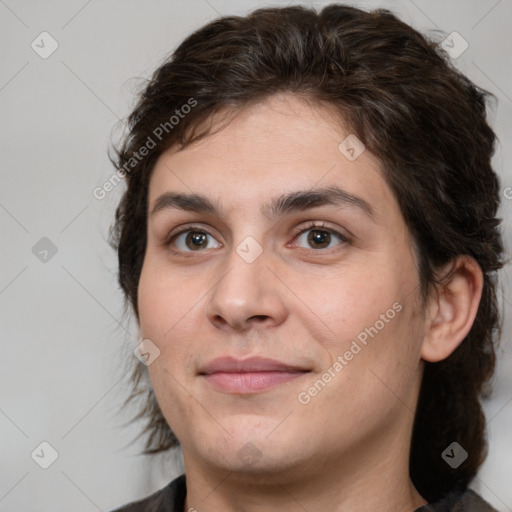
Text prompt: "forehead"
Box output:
[[148, 93, 397, 221]]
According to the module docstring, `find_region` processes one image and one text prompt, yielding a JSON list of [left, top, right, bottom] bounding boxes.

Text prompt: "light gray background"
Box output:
[[1, 0, 511, 510]]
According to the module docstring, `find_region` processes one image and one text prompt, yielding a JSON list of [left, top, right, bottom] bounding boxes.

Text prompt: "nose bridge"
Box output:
[[204, 236, 286, 330]]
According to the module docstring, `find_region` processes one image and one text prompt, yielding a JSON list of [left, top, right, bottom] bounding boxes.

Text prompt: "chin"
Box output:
[[189, 424, 309, 475], [203, 448, 305, 481]]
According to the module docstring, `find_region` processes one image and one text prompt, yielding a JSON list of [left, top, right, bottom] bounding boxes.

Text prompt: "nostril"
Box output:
[[248, 315, 271, 323]]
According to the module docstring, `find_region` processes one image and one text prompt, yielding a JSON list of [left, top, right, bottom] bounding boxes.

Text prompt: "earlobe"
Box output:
[[421, 256, 483, 363]]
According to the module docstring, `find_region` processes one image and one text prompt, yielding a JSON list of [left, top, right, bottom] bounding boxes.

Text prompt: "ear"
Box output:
[[421, 255, 483, 362]]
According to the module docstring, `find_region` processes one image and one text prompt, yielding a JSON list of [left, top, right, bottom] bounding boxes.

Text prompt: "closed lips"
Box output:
[[199, 357, 311, 394], [198, 356, 310, 374]]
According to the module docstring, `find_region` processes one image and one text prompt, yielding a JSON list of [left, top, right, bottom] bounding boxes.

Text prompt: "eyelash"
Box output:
[[166, 221, 350, 256], [290, 221, 350, 252]]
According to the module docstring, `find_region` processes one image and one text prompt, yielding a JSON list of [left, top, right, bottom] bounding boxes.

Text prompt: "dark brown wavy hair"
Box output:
[[108, 3, 504, 503]]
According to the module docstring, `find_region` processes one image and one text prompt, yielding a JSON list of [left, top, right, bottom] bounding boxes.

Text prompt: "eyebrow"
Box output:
[[150, 185, 374, 220]]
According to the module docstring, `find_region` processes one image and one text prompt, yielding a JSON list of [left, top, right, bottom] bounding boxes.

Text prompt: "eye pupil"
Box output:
[[308, 229, 330, 248], [186, 232, 207, 250]]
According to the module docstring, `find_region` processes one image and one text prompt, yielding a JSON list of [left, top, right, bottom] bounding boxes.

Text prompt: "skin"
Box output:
[[137, 93, 483, 512]]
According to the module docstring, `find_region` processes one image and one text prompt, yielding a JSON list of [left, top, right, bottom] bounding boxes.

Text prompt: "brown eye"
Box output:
[[171, 229, 221, 252], [186, 232, 208, 250], [307, 229, 332, 249], [294, 225, 348, 251]]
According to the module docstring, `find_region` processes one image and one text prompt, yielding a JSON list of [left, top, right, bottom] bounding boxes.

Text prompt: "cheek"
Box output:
[[137, 263, 200, 435], [146, 359, 199, 443], [137, 257, 209, 397], [308, 268, 404, 348], [137, 256, 199, 339], [310, 303, 422, 427], [315, 261, 422, 389]]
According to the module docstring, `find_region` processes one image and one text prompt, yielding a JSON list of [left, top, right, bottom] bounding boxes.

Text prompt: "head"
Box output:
[[109, 3, 504, 503]]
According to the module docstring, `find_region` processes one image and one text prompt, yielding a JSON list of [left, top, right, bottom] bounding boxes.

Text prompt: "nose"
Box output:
[[204, 245, 288, 332]]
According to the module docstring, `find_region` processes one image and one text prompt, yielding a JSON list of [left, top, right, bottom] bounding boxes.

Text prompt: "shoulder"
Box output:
[[416, 488, 498, 512], [109, 473, 187, 512]]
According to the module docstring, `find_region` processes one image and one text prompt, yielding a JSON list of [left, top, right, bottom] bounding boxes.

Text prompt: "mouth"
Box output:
[[198, 356, 311, 394]]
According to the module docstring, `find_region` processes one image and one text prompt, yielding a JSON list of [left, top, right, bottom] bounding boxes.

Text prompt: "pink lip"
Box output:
[[199, 357, 310, 394]]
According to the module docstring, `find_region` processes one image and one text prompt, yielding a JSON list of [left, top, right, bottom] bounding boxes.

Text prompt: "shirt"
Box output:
[[111, 474, 498, 512]]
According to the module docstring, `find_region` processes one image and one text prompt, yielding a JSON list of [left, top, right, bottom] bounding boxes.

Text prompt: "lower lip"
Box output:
[[203, 371, 307, 393]]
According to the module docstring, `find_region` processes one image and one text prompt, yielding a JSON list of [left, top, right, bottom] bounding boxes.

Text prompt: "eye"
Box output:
[[170, 228, 222, 252], [292, 223, 349, 251]]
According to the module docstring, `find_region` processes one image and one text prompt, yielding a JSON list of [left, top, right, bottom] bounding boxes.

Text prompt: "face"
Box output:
[[138, 93, 427, 481]]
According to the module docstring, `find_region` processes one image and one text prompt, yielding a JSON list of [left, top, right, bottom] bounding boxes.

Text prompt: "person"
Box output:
[[108, 3, 504, 511]]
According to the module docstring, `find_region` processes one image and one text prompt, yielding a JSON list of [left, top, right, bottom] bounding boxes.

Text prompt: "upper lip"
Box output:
[[199, 356, 309, 375]]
